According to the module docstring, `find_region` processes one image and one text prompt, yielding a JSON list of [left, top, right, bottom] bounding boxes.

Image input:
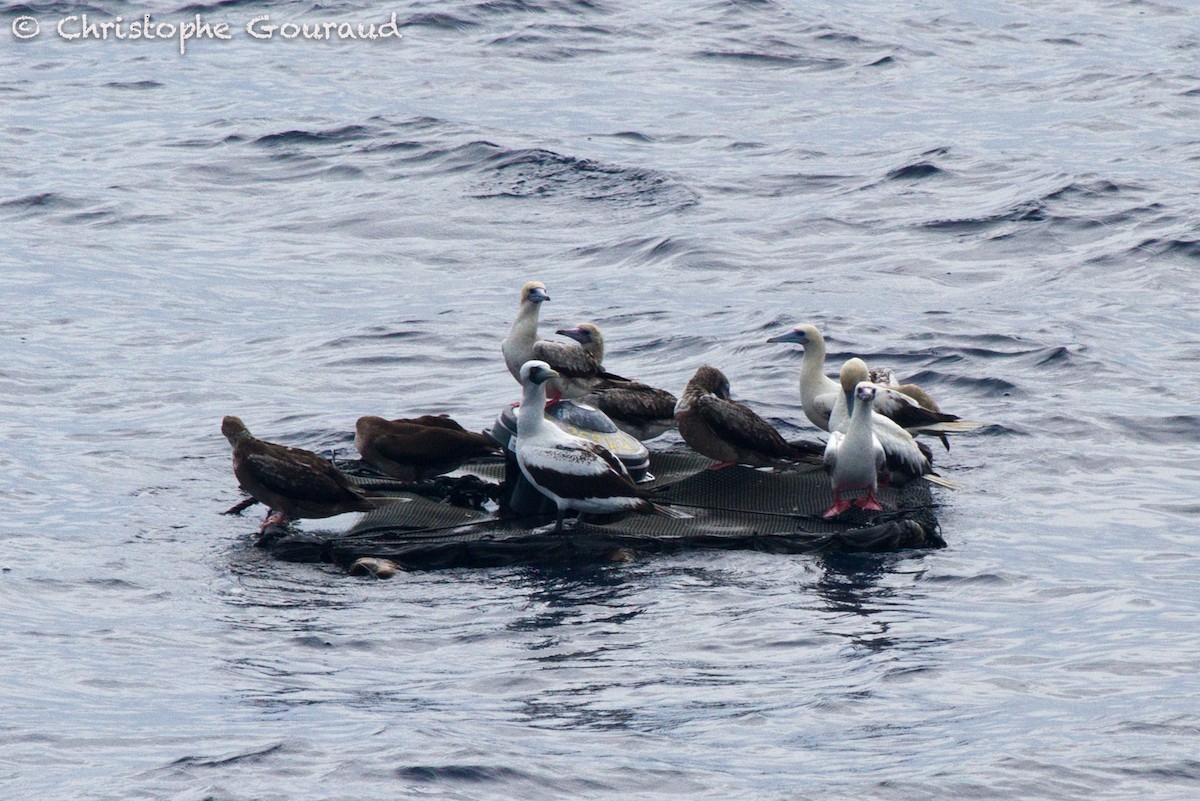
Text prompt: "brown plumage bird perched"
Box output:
[[554, 322, 678, 441], [221, 415, 382, 531], [354, 414, 501, 481], [675, 365, 823, 469]]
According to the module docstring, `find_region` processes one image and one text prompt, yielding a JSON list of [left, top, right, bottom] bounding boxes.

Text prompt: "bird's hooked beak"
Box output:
[[529, 365, 560, 385], [555, 326, 588, 344], [767, 329, 805, 345], [527, 286, 550, 304]]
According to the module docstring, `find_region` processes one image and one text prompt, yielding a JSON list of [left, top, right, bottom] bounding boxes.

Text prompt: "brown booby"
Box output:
[[354, 414, 501, 481], [514, 360, 669, 533], [221, 416, 382, 531], [675, 364, 823, 469], [555, 322, 678, 441]]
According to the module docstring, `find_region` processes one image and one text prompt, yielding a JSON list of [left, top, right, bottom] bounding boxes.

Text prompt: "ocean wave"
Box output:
[[103, 80, 164, 91], [397, 11, 479, 31], [923, 199, 1048, 231], [0, 191, 81, 213], [475, 0, 605, 16], [694, 46, 847, 71], [1130, 236, 1200, 259], [886, 161, 946, 180], [1109, 414, 1200, 444], [468, 144, 698, 210], [398, 763, 531, 782], [920, 177, 1156, 234], [570, 234, 732, 274], [0, 191, 123, 225], [253, 124, 376, 147], [173, 0, 265, 15], [3, 1, 110, 15], [199, 117, 697, 212], [170, 742, 285, 768]]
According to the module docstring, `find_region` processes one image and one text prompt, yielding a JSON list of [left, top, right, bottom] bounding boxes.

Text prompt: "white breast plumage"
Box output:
[[513, 359, 657, 532]]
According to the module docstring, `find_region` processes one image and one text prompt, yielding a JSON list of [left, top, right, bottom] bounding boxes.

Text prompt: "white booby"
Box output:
[[767, 322, 981, 447], [222, 416, 382, 531], [514, 360, 666, 533], [500, 281, 622, 404], [823, 381, 886, 518], [828, 359, 957, 489], [355, 414, 501, 481], [766, 323, 841, 431], [675, 364, 824, 469], [555, 322, 678, 441]]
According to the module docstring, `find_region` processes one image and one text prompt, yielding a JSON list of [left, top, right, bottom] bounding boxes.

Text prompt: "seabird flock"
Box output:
[[222, 279, 981, 533]]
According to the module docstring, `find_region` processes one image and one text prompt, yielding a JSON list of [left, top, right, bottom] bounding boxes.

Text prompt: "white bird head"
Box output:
[[854, 382, 877, 405], [767, 323, 822, 348], [520, 281, 549, 305], [520, 360, 559, 386]]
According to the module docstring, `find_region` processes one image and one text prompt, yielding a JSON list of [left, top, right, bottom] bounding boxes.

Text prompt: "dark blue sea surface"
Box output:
[[2, 0, 1199, 798]]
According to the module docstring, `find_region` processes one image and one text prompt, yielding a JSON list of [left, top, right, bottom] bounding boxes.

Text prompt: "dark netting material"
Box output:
[[259, 449, 945, 569]]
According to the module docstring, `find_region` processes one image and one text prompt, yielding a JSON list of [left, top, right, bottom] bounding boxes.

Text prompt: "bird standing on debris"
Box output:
[[675, 364, 823, 469], [513, 360, 663, 533], [222, 415, 381, 532], [354, 414, 500, 480], [823, 382, 887, 517], [555, 322, 678, 440], [828, 359, 958, 493]]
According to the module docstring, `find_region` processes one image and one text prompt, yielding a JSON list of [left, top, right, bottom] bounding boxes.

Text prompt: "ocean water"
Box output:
[[2, 0, 1199, 798]]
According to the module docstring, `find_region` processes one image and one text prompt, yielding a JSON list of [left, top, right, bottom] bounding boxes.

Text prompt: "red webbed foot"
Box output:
[[856, 493, 883, 512], [259, 511, 287, 533], [823, 497, 854, 518]]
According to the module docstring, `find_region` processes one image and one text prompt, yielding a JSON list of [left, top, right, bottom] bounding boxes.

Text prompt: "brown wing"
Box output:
[[243, 450, 365, 505], [883, 437, 934, 478], [873, 390, 960, 430], [532, 340, 604, 379], [595, 368, 633, 383], [590, 383, 677, 426], [371, 422, 499, 468], [395, 414, 467, 432], [895, 383, 940, 411], [882, 403, 962, 431], [255, 438, 339, 473], [694, 394, 795, 460]]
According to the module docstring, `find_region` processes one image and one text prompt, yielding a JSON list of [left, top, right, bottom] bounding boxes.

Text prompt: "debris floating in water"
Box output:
[[349, 557, 402, 579]]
